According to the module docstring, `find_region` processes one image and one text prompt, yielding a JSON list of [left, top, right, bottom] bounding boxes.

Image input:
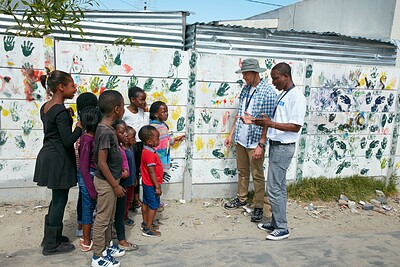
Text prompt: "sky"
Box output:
[[93, 0, 299, 23]]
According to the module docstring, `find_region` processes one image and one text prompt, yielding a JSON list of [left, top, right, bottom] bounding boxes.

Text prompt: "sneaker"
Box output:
[[140, 222, 159, 231], [266, 229, 290, 240], [251, 208, 263, 222], [142, 228, 161, 238], [257, 222, 274, 232], [224, 198, 247, 210], [92, 250, 120, 267], [107, 241, 125, 257]]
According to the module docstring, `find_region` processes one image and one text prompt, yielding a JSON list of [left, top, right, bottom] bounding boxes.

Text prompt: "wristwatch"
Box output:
[[258, 142, 266, 149]]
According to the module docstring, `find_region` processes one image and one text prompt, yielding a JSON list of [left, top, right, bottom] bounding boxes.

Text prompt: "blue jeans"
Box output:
[[78, 168, 96, 224], [142, 184, 160, 210], [267, 143, 295, 231]]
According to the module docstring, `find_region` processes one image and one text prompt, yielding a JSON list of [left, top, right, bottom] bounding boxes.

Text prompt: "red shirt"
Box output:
[[141, 146, 163, 186]]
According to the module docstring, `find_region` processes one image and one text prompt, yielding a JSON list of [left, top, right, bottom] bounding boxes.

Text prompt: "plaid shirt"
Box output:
[[234, 79, 277, 147]]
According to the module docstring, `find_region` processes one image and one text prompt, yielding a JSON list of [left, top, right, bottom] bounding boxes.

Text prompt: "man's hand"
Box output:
[[252, 145, 264, 159], [253, 113, 272, 127], [240, 112, 254, 124], [224, 136, 233, 147]]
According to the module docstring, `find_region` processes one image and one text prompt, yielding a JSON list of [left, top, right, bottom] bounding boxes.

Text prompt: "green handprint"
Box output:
[[21, 40, 35, 57], [265, 59, 273, 69], [375, 148, 383, 160], [189, 72, 196, 88], [10, 102, 20, 122], [0, 131, 8, 146], [169, 79, 182, 92], [189, 52, 198, 69], [187, 108, 195, 123], [127, 75, 138, 89], [177, 117, 185, 131], [188, 90, 195, 105], [114, 50, 122, 66], [212, 148, 225, 159], [210, 169, 221, 179], [216, 83, 230, 97], [143, 78, 154, 92], [360, 168, 369, 175], [173, 51, 182, 68], [236, 79, 244, 87], [22, 62, 34, 74], [105, 76, 120, 90], [223, 168, 237, 177], [200, 110, 211, 124], [22, 120, 33, 135], [3, 36, 15, 52], [89, 77, 103, 93], [15, 135, 25, 149]]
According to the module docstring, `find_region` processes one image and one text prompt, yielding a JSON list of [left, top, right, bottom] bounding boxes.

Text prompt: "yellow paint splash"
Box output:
[[395, 162, 400, 169], [200, 82, 210, 94], [151, 91, 167, 103], [195, 137, 204, 151], [386, 78, 397, 89], [207, 138, 215, 150], [44, 37, 54, 47], [358, 74, 367, 87], [6, 61, 15, 67], [2, 109, 10, 116], [169, 95, 179, 105], [171, 106, 182, 121], [99, 65, 110, 75], [171, 141, 180, 150]]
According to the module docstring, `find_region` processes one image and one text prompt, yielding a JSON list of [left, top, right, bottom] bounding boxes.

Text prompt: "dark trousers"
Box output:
[[48, 189, 69, 227]]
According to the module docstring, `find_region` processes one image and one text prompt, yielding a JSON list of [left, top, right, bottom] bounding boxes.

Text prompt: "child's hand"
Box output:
[[155, 187, 162, 197], [175, 134, 185, 142], [114, 185, 126, 197], [122, 169, 129, 179]]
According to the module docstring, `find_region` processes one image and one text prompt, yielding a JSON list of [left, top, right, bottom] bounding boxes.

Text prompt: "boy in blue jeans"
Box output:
[[92, 90, 126, 267], [138, 125, 163, 237]]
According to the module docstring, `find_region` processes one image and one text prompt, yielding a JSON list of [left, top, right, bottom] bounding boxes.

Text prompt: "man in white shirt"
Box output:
[[245, 62, 306, 240]]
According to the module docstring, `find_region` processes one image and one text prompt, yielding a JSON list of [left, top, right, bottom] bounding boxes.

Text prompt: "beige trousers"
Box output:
[[236, 144, 265, 209]]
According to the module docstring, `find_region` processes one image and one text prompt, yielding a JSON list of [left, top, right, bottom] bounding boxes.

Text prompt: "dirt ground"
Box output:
[[1, 194, 400, 258]]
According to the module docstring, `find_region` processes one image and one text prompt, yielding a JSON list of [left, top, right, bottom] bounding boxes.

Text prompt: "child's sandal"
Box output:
[[80, 240, 93, 252]]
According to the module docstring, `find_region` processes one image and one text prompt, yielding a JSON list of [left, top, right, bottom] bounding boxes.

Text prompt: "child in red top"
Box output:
[[138, 125, 163, 237]]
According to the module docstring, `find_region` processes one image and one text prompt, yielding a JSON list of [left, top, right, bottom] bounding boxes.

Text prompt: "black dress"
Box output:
[[34, 103, 82, 189]]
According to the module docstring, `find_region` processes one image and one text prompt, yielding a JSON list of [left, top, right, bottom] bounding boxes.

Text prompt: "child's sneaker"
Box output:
[[142, 227, 161, 238], [140, 222, 159, 231], [107, 241, 125, 257], [91, 250, 120, 267]]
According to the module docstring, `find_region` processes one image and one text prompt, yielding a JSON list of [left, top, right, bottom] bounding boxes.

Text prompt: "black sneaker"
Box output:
[[250, 208, 263, 222], [224, 198, 247, 210]]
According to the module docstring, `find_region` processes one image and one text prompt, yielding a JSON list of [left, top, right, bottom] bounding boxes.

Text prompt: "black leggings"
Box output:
[[133, 142, 143, 195], [115, 192, 127, 241], [48, 189, 69, 227]]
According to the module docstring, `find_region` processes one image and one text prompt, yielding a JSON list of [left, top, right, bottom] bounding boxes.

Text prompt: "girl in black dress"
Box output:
[[34, 70, 82, 256]]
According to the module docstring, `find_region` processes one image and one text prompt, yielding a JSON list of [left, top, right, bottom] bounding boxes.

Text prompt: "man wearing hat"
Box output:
[[224, 58, 277, 223]]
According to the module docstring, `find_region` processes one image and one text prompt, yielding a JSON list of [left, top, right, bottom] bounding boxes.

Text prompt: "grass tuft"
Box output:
[[286, 175, 398, 202]]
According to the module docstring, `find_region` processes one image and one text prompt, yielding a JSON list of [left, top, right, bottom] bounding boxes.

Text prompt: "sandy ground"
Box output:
[[0, 194, 400, 265]]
